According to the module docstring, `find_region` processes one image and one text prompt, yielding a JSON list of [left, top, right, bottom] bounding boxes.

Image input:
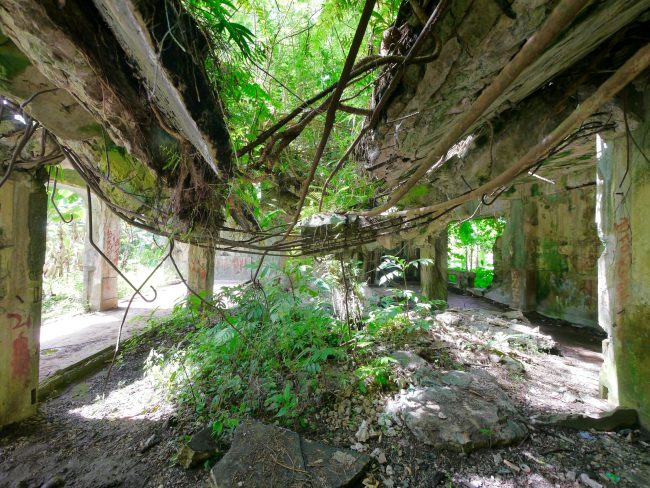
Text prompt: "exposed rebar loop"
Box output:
[[50, 166, 74, 223], [0, 114, 37, 190], [86, 185, 158, 302], [102, 239, 175, 395]]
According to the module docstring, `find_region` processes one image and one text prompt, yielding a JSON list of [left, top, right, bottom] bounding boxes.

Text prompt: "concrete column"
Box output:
[[420, 231, 448, 302], [508, 199, 537, 311], [597, 100, 650, 427], [0, 170, 47, 426], [187, 244, 215, 299], [83, 195, 121, 311]]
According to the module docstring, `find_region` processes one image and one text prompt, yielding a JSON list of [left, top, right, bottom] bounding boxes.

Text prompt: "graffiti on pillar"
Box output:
[[189, 262, 208, 285], [614, 217, 631, 323], [8, 313, 31, 379], [8, 312, 31, 330], [104, 226, 120, 264]]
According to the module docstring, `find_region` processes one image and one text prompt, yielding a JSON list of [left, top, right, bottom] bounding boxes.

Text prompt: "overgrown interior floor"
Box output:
[[0, 291, 648, 488]]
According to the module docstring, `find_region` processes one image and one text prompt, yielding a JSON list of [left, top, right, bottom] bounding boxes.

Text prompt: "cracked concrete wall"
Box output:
[[0, 170, 47, 427]]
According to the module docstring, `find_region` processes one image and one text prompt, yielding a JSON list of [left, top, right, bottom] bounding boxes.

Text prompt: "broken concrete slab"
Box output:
[[386, 370, 527, 452], [301, 437, 371, 487], [178, 426, 221, 469], [209, 422, 370, 487], [534, 407, 638, 432]]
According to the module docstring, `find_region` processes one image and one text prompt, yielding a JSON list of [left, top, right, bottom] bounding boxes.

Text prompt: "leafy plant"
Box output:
[[377, 255, 433, 313]]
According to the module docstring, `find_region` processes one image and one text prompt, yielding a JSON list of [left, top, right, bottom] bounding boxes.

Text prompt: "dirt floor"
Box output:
[[1, 292, 649, 488]]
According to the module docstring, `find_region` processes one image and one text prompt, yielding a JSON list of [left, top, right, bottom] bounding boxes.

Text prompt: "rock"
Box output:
[[546, 407, 638, 432], [435, 312, 463, 326], [566, 471, 577, 481], [500, 357, 525, 375], [390, 351, 429, 371], [502, 310, 525, 321], [385, 370, 527, 452], [41, 476, 65, 488], [356, 420, 370, 442], [140, 433, 160, 453], [177, 427, 220, 469], [209, 422, 371, 487], [579, 473, 603, 488]]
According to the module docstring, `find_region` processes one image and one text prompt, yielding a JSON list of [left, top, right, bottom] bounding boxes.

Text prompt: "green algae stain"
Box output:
[[0, 49, 30, 82], [401, 183, 430, 206]]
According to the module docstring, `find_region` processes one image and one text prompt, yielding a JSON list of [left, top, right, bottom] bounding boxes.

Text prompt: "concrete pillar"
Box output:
[[508, 199, 537, 311], [420, 231, 448, 302], [187, 244, 215, 299], [597, 100, 650, 427], [0, 170, 47, 426], [83, 195, 121, 311]]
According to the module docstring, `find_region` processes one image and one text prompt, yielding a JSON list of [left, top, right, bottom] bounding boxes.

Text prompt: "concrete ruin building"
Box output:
[[0, 0, 649, 440]]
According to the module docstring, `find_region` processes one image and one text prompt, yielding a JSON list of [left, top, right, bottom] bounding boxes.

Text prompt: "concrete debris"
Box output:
[[390, 351, 429, 371], [579, 473, 603, 488], [177, 426, 220, 469], [535, 407, 638, 431], [41, 476, 66, 488], [209, 422, 370, 487], [140, 433, 160, 453], [502, 310, 526, 321], [385, 370, 527, 452]]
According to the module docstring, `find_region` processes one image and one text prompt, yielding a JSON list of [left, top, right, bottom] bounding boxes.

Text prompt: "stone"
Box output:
[[535, 407, 638, 431], [356, 420, 370, 442], [302, 438, 371, 487], [41, 476, 65, 488], [209, 422, 371, 487], [502, 310, 526, 321], [385, 370, 527, 452], [140, 433, 160, 453], [579, 473, 603, 488], [177, 426, 220, 469], [435, 312, 463, 326], [390, 351, 429, 371]]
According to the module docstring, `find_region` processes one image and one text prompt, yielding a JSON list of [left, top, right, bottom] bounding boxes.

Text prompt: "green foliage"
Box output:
[[448, 217, 506, 288], [377, 255, 434, 313], [143, 254, 444, 436], [182, 0, 402, 224]]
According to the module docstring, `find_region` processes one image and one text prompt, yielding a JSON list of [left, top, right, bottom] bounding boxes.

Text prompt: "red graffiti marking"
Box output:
[[11, 332, 30, 379], [8, 312, 31, 330]]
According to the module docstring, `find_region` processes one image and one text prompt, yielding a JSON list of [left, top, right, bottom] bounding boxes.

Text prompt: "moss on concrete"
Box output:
[[0, 35, 30, 81], [27, 172, 48, 281]]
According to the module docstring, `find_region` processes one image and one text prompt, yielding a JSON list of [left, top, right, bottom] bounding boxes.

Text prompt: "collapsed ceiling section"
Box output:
[[0, 0, 649, 253], [0, 0, 233, 240]]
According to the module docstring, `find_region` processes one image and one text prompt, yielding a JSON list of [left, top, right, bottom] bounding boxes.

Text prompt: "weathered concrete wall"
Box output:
[[0, 170, 47, 426], [486, 170, 599, 328], [597, 95, 650, 427], [215, 252, 254, 282]]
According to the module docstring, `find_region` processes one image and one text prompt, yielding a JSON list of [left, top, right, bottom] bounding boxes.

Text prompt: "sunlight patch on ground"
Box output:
[[68, 362, 176, 421]]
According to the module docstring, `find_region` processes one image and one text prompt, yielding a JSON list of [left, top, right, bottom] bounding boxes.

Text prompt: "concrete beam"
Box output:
[[597, 93, 650, 427], [0, 170, 47, 426]]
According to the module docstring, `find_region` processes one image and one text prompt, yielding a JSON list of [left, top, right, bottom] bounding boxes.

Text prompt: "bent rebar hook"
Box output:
[[103, 239, 174, 394], [86, 185, 157, 302], [51, 166, 73, 223]]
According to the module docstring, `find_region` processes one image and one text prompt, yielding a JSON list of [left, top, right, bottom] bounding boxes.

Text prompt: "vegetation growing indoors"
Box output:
[[2, 0, 650, 486]]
